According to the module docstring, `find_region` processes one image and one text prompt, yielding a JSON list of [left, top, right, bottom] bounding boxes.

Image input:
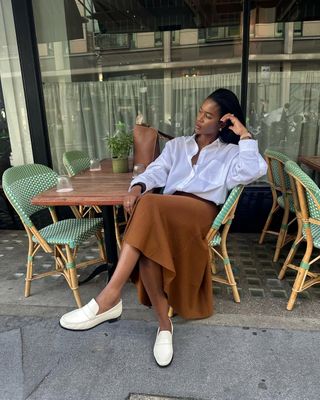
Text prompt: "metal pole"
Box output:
[[241, 0, 251, 120]]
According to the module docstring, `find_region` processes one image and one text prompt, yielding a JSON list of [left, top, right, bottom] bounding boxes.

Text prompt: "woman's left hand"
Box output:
[[220, 113, 251, 138]]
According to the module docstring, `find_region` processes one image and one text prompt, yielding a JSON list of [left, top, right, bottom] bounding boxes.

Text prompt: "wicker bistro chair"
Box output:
[[278, 161, 320, 310], [63, 150, 101, 218], [2, 164, 107, 307], [259, 149, 296, 262], [63, 150, 91, 177], [63, 150, 127, 249], [206, 185, 244, 303]]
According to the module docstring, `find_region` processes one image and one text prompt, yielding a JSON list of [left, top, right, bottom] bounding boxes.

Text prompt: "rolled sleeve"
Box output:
[[129, 140, 173, 192], [226, 139, 267, 189]]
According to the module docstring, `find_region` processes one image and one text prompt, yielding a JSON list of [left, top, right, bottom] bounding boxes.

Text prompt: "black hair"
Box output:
[[207, 88, 245, 145]]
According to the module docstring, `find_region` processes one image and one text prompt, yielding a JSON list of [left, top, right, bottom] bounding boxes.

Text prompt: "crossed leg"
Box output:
[[95, 242, 171, 331]]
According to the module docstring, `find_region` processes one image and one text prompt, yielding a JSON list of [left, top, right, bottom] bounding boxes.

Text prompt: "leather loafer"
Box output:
[[59, 299, 122, 331], [153, 320, 173, 367]]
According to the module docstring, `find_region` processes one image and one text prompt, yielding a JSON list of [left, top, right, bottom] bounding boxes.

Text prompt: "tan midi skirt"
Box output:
[[124, 193, 218, 320]]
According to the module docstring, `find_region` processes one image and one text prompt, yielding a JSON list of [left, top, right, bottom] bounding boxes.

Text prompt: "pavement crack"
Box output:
[[24, 360, 60, 400], [19, 327, 25, 386]]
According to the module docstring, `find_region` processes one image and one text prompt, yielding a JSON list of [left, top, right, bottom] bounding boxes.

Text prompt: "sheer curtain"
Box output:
[[248, 70, 320, 161], [43, 79, 164, 172], [172, 73, 240, 136], [0, 0, 33, 167], [43, 71, 320, 173]]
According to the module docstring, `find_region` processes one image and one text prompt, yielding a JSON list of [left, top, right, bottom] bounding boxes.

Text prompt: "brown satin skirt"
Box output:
[[123, 193, 218, 320]]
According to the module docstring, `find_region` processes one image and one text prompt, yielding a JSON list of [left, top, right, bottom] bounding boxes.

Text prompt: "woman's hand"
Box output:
[[220, 113, 251, 139], [123, 186, 142, 214]]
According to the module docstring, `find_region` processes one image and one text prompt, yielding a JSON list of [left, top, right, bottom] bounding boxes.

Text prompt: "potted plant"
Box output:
[[105, 121, 133, 173]]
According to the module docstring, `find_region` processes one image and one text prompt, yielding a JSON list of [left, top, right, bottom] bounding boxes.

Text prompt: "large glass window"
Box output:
[[32, 0, 242, 172], [247, 4, 320, 162], [0, 0, 32, 168]]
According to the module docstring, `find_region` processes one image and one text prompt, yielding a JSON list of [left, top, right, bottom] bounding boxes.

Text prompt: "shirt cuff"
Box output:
[[131, 182, 146, 193], [238, 138, 258, 152]]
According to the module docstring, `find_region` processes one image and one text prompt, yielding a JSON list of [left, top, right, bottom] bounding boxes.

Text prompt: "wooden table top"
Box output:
[[32, 159, 133, 206], [298, 156, 320, 172]]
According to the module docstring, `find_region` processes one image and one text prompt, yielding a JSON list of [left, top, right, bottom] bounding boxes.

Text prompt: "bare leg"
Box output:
[[95, 241, 140, 313], [95, 243, 171, 332], [139, 255, 171, 332]]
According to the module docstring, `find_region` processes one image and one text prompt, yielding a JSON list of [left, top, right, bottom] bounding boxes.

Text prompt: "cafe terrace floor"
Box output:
[[1, 229, 320, 331]]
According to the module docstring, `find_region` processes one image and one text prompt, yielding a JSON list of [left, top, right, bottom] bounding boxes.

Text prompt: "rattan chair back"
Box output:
[[2, 164, 58, 227], [63, 151, 90, 177]]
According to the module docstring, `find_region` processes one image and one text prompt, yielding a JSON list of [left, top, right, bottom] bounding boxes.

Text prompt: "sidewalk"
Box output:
[[2, 315, 320, 400], [1, 230, 320, 399]]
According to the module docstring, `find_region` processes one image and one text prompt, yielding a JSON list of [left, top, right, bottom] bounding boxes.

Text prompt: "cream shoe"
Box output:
[[153, 320, 173, 367], [59, 299, 122, 331]]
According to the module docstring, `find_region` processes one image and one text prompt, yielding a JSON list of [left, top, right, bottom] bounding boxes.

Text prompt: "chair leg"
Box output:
[[224, 259, 240, 303], [209, 248, 217, 274], [96, 230, 107, 262], [278, 228, 302, 280], [259, 203, 279, 244], [114, 206, 124, 250], [65, 245, 82, 308], [287, 267, 308, 311], [25, 255, 33, 297], [220, 238, 240, 303], [168, 306, 174, 318], [25, 234, 35, 297], [273, 205, 290, 262]]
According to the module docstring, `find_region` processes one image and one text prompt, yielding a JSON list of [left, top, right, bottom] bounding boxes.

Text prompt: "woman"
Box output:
[[60, 89, 267, 367]]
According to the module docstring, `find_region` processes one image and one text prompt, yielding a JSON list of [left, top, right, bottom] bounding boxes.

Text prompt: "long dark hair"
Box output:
[[207, 88, 245, 145]]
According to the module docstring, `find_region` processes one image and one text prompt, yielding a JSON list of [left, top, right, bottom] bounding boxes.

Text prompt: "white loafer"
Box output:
[[153, 320, 173, 367], [59, 299, 122, 331]]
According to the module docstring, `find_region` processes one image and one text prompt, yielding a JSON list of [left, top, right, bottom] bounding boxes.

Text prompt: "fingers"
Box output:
[[220, 113, 246, 136], [220, 113, 237, 123], [123, 196, 137, 214]]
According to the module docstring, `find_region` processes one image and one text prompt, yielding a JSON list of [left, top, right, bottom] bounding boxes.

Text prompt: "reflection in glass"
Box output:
[[247, 4, 320, 166]]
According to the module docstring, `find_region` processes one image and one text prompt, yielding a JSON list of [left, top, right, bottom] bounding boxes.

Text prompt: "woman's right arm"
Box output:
[[124, 140, 174, 213], [129, 139, 174, 192]]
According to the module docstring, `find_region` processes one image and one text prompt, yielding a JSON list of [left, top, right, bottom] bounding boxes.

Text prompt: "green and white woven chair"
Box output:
[[278, 160, 320, 310], [63, 150, 100, 218], [206, 185, 244, 303], [63, 150, 91, 177], [259, 149, 296, 262], [167, 185, 244, 317], [2, 164, 107, 307], [63, 150, 127, 249]]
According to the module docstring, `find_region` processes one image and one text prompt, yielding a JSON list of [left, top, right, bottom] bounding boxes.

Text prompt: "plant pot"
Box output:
[[112, 157, 129, 173]]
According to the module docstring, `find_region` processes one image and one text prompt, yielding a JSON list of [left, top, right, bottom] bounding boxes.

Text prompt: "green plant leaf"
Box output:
[[105, 122, 133, 158]]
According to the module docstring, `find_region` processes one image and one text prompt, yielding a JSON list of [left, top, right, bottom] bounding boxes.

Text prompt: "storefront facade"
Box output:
[[1, 0, 320, 228]]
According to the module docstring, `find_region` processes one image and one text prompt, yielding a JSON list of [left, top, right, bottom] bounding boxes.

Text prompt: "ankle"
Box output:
[[95, 291, 121, 314], [159, 318, 172, 332]]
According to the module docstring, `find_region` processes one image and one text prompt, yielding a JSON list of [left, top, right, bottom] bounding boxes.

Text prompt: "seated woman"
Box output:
[[60, 88, 267, 367]]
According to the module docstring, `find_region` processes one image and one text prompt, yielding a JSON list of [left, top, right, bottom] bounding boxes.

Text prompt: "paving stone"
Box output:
[[249, 288, 265, 298], [270, 290, 288, 299], [247, 277, 262, 287], [244, 268, 258, 276], [266, 278, 282, 288]]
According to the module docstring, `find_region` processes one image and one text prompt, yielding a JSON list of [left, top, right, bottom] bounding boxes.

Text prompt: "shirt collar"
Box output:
[[187, 134, 222, 148]]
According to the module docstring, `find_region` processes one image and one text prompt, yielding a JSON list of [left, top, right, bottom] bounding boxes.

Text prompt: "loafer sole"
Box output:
[[59, 315, 121, 332], [154, 353, 174, 368]]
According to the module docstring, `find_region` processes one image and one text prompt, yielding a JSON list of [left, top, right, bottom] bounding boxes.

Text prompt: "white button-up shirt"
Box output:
[[130, 135, 267, 205]]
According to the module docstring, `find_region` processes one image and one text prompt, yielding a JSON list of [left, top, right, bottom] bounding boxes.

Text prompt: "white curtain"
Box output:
[[248, 70, 320, 161], [0, 0, 33, 166], [43, 79, 164, 172], [172, 73, 240, 136], [43, 71, 320, 173]]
